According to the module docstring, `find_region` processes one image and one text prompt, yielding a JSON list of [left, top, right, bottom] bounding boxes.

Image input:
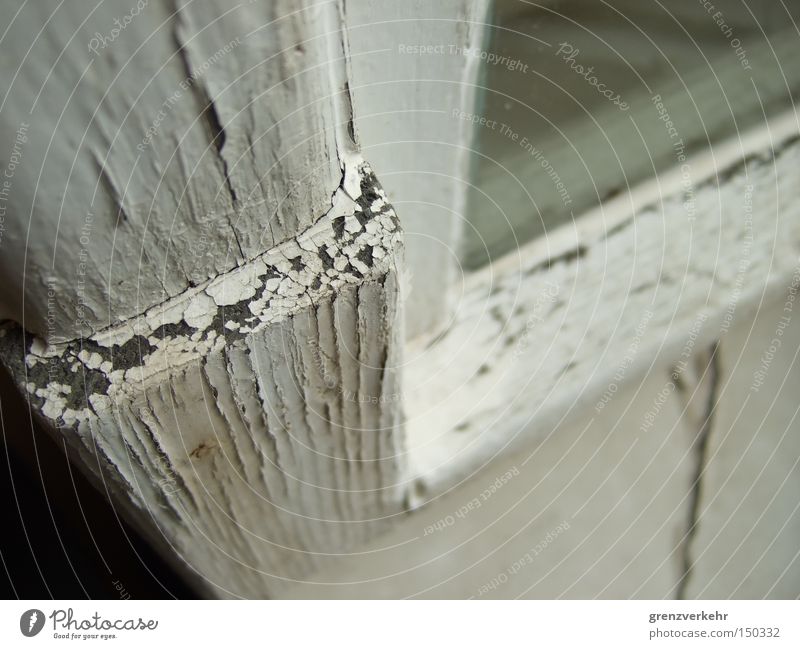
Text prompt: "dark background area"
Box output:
[[0, 367, 196, 600]]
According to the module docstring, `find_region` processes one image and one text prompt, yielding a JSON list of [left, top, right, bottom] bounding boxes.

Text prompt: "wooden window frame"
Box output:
[[1, 0, 798, 598]]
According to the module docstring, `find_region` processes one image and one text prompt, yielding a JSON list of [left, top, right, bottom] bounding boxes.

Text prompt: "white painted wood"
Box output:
[[279, 110, 800, 599], [403, 112, 800, 497], [465, 17, 800, 266], [2, 0, 798, 600], [0, 0, 357, 339], [284, 294, 800, 599], [0, 0, 401, 597], [0, 0, 494, 599], [344, 0, 491, 339], [0, 161, 405, 598]]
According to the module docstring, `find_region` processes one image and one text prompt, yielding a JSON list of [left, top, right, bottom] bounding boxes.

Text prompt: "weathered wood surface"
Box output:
[[0, 160, 406, 598], [403, 112, 800, 495], [0, 0, 489, 343], [283, 358, 702, 598], [2, 0, 798, 599], [0, 0, 358, 339], [283, 290, 800, 598], [273, 110, 800, 598], [0, 0, 428, 597]]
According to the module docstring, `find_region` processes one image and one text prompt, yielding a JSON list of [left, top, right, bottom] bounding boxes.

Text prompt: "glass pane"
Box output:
[[464, 0, 800, 268]]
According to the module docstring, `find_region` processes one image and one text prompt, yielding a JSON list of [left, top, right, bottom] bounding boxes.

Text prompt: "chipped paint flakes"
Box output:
[[3, 163, 402, 425]]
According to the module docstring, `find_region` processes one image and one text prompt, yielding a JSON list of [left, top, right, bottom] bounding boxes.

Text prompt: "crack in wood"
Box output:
[[676, 341, 721, 599]]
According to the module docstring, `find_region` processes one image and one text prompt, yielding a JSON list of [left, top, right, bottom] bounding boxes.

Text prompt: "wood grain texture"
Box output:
[[282, 363, 701, 598], [0, 0, 492, 598], [0, 0, 357, 339], [283, 292, 800, 599], [3, 0, 796, 599], [0, 162, 406, 598]]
